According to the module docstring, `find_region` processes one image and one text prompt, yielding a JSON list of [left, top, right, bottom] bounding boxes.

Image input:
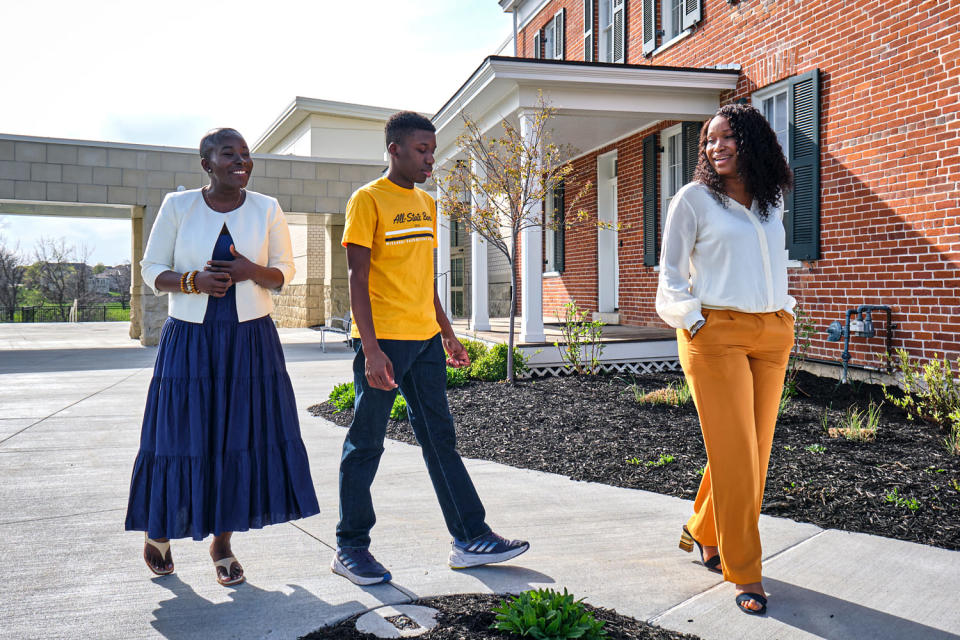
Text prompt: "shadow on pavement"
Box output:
[[766, 577, 960, 640], [0, 347, 157, 374], [391, 564, 556, 602], [150, 574, 381, 640]]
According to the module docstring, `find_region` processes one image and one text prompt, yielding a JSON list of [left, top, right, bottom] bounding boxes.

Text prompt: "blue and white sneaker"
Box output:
[[448, 531, 530, 569], [331, 547, 392, 585]]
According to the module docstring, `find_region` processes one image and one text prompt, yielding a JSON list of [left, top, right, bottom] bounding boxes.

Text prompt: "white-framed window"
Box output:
[[759, 89, 789, 159], [544, 181, 565, 274], [661, 0, 682, 41], [599, 0, 614, 62], [660, 124, 683, 234]]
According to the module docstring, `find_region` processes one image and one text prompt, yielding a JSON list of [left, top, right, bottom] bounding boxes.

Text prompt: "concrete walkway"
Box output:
[[1, 323, 958, 640]]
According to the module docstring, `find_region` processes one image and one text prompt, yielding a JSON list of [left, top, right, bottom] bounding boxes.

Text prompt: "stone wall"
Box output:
[[0, 133, 384, 344]]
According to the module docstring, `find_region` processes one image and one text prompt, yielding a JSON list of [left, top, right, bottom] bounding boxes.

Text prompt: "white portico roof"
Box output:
[[432, 56, 740, 166]]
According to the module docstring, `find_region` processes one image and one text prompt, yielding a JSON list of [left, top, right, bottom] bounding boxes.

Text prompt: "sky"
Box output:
[[0, 0, 513, 265]]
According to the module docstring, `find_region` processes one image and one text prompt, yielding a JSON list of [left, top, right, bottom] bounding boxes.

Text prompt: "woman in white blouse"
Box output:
[[656, 104, 794, 616], [125, 129, 319, 586]]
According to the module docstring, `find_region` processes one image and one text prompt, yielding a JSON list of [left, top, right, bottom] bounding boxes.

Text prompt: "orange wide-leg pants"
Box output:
[[677, 309, 794, 584]]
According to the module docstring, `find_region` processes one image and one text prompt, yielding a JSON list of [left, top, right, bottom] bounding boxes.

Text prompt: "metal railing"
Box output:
[[0, 305, 128, 323]]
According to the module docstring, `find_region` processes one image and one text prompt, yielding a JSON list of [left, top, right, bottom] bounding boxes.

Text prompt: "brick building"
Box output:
[[433, 0, 960, 377]]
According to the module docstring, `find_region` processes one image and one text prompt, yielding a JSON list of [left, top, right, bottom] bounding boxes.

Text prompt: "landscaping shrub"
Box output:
[[446, 366, 469, 388], [554, 301, 605, 375], [328, 382, 355, 413], [459, 338, 489, 365], [470, 343, 529, 381], [390, 394, 408, 420], [884, 349, 960, 455], [491, 588, 607, 640], [629, 379, 691, 406]]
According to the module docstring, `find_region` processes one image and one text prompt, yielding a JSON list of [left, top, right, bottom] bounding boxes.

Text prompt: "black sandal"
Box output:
[[679, 525, 722, 574], [735, 592, 768, 616]]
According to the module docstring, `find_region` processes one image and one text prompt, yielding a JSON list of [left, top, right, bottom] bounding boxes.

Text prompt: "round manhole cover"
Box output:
[[355, 605, 439, 638]]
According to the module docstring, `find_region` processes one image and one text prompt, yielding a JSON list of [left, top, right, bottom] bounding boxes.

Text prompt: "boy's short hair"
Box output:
[[385, 112, 435, 147]]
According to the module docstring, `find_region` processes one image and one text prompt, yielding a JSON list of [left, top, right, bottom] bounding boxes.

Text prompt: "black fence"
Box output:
[[0, 305, 126, 323]]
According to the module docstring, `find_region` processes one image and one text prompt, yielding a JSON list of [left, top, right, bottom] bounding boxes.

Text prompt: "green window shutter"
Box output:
[[555, 8, 566, 59], [643, 134, 659, 266], [554, 181, 566, 272], [533, 31, 542, 59], [681, 120, 701, 185], [786, 68, 821, 260], [642, 0, 656, 55], [584, 0, 594, 61]]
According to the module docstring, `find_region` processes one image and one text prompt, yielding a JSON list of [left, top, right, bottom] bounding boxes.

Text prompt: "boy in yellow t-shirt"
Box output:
[[332, 112, 529, 585]]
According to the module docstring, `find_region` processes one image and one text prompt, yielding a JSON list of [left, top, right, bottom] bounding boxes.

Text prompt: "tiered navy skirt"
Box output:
[[125, 232, 319, 540]]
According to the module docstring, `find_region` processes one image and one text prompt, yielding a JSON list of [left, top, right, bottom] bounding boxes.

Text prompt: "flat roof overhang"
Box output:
[[432, 56, 740, 165]]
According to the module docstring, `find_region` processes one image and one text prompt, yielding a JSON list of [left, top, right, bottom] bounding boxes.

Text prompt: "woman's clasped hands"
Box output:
[[201, 245, 255, 297]]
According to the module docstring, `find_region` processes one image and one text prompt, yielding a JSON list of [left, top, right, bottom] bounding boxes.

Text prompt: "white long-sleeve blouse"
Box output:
[[141, 188, 295, 323], [655, 182, 796, 331]]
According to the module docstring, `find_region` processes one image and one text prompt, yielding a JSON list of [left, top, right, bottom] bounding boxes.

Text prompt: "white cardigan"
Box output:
[[141, 188, 295, 323], [656, 182, 795, 331]]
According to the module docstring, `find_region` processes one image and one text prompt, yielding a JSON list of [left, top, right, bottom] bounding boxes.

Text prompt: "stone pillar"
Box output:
[[519, 110, 544, 343], [470, 158, 491, 331], [436, 198, 452, 318], [129, 212, 143, 340], [139, 204, 167, 346], [324, 216, 349, 321]]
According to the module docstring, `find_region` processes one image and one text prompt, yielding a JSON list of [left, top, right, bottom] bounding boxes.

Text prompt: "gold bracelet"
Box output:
[[188, 270, 199, 294], [179, 272, 188, 293]]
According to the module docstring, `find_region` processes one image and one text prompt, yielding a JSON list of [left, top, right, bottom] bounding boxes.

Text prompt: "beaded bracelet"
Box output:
[[179, 272, 189, 294], [187, 270, 199, 294]]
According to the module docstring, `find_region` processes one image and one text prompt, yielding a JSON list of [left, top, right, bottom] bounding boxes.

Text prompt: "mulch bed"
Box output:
[[300, 593, 700, 640], [309, 370, 960, 551]]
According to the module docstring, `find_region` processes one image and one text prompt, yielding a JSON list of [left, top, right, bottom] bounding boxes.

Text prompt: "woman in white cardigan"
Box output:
[[656, 104, 794, 616], [125, 128, 319, 586]]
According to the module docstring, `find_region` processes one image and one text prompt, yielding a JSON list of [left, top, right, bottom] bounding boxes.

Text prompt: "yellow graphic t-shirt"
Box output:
[[341, 176, 440, 341]]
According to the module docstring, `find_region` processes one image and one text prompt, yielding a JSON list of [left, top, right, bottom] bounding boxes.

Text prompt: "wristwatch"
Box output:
[[689, 319, 705, 337]]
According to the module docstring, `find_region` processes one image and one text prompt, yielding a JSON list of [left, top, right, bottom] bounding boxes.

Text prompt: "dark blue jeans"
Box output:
[[336, 333, 490, 548]]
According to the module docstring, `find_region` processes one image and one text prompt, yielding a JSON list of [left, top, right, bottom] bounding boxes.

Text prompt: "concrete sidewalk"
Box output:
[[1, 323, 958, 639]]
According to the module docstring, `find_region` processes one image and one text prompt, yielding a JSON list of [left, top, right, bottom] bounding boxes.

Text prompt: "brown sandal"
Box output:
[[143, 533, 174, 576]]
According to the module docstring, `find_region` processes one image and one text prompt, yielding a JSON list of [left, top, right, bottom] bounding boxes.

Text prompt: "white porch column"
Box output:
[[436, 197, 451, 319], [470, 158, 491, 331], [519, 109, 545, 343]]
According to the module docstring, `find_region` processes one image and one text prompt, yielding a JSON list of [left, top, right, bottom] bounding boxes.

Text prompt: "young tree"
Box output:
[[435, 95, 603, 383], [0, 234, 26, 312], [26, 237, 96, 319]]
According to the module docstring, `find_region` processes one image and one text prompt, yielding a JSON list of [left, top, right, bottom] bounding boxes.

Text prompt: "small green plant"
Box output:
[[631, 379, 691, 406], [781, 305, 815, 401], [328, 382, 356, 413], [470, 343, 529, 381], [946, 410, 960, 456], [827, 401, 881, 442], [554, 301, 605, 375], [805, 443, 826, 454], [491, 588, 607, 640], [884, 350, 960, 428], [783, 445, 795, 451], [950, 478, 960, 492], [884, 488, 920, 512], [697, 465, 706, 477], [390, 394, 408, 420], [459, 338, 489, 365], [446, 366, 469, 388], [629, 454, 676, 467]]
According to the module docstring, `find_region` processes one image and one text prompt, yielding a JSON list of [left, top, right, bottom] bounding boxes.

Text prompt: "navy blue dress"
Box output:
[[125, 230, 319, 540]]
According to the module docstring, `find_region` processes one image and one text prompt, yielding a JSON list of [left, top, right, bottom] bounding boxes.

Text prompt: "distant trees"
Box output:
[[23, 238, 96, 317], [0, 235, 26, 309], [109, 262, 132, 309]]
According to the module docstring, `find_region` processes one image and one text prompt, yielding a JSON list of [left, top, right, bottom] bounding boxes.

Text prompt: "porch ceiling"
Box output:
[[433, 56, 739, 165]]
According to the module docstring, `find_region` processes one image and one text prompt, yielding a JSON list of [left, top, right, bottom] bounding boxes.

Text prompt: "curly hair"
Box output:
[[692, 103, 792, 221], [199, 128, 244, 161]]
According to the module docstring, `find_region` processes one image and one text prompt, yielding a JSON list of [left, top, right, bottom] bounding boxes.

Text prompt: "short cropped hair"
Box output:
[[200, 128, 244, 160], [385, 112, 435, 147]]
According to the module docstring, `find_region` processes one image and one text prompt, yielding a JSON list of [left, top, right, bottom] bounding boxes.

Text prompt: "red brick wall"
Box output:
[[521, 0, 960, 368]]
